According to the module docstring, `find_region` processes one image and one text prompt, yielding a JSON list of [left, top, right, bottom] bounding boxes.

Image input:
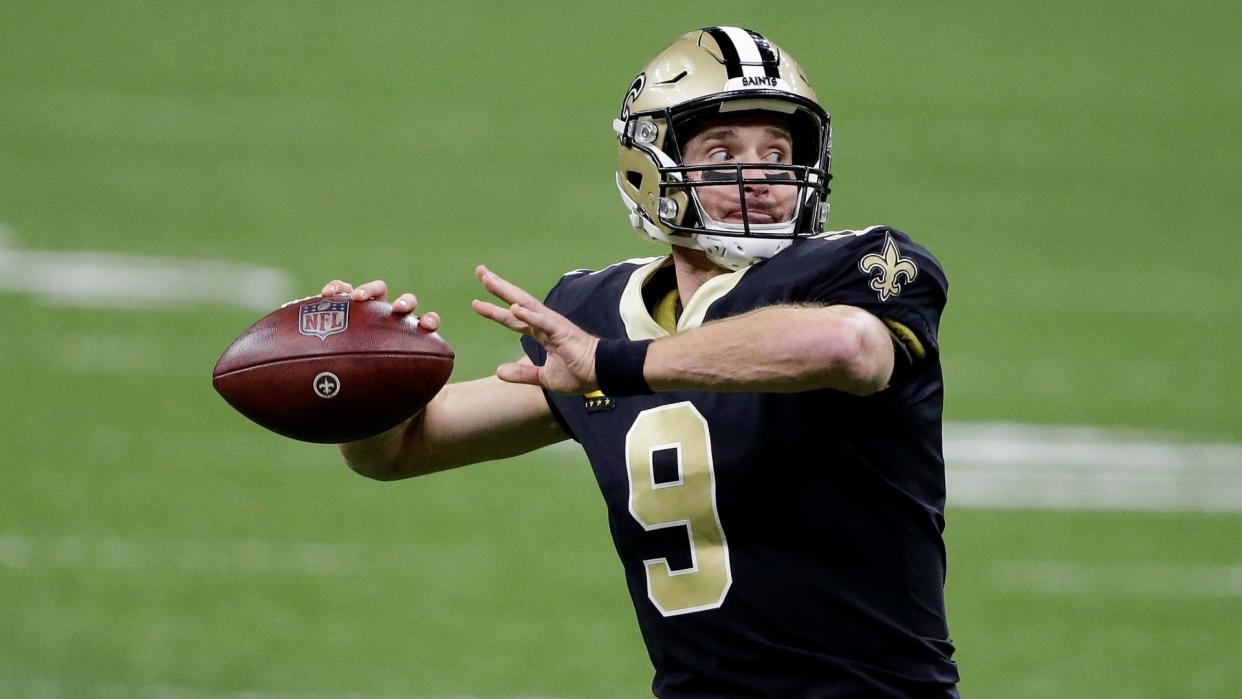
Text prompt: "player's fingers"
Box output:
[[353, 280, 389, 301], [509, 303, 551, 337], [391, 292, 418, 314], [417, 311, 440, 331], [322, 279, 353, 296], [509, 303, 570, 345], [496, 361, 542, 386], [510, 302, 547, 326], [471, 299, 531, 334], [475, 265, 545, 310], [470, 298, 509, 323]]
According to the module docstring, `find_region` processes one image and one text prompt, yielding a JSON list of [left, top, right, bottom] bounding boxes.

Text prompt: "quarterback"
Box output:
[[327, 27, 959, 698]]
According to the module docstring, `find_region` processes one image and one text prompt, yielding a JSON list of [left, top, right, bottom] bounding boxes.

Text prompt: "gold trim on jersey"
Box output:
[[619, 257, 751, 340], [652, 288, 680, 334], [810, 223, 889, 240], [882, 318, 927, 360]]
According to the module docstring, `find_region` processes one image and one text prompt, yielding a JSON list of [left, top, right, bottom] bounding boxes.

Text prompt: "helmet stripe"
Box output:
[[744, 29, 782, 78], [703, 27, 744, 79], [718, 26, 768, 79]]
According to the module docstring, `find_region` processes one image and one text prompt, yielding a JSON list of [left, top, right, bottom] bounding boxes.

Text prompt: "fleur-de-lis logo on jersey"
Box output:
[[858, 233, 919, 301]]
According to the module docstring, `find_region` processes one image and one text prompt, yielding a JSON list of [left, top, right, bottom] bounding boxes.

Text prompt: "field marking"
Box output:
[[989, 561, 1242, 599], [0, 224, 292, 311], [943, 422, 1242, 512]]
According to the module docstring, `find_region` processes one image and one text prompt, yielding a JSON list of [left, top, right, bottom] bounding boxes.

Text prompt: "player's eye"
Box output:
[[707, 150, 730, 162], [763, 151, 787, 163]]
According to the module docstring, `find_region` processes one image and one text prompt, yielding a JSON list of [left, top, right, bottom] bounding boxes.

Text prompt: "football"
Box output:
[[212, 295, 454, 444]]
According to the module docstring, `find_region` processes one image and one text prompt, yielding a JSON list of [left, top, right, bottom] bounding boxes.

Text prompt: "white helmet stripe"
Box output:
[[719, 26, 769, 79]]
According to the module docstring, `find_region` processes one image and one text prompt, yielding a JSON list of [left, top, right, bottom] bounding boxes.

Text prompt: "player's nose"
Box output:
[[741, 162, 771, 193]]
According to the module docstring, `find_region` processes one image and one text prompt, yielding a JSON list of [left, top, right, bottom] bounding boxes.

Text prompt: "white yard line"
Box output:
[[944, 422, 1242, 512], [988, 561, 1242, 599], [0, 225, 292, 311]]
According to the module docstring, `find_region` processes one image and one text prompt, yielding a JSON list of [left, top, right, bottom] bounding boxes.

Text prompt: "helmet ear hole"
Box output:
[[626, 171, 643, 189]]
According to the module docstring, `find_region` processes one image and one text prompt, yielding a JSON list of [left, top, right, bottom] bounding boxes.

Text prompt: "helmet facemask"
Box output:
[[665, 101, 831, 238]]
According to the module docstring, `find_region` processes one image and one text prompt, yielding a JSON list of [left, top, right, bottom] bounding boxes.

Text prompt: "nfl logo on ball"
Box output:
[[299, 300, 350, 340]]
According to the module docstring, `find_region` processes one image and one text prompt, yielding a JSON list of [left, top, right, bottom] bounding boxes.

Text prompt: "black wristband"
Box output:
[[595, 338, 654, 396]]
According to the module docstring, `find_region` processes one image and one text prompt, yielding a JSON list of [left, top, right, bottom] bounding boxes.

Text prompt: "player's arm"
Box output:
[[338, 367, 566, 481], [471, 266, 896, 398], [323, 279, 567, 481], [642, 304, 893, 395]]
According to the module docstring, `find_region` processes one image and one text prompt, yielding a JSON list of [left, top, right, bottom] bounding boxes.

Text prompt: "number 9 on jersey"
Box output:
[[626, 402, 732, 616]]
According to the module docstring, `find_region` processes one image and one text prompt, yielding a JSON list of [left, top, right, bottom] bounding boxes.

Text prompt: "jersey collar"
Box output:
[[619, 256, 751, 340]]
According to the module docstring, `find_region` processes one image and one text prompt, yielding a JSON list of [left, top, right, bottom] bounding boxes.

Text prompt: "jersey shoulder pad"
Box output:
[[815, 225, 946, 295], [541, 256, 663, 315], [780, 225, 948, 356]]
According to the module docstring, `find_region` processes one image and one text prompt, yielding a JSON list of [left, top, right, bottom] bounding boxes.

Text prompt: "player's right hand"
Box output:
[[321, 279, 441, 332]]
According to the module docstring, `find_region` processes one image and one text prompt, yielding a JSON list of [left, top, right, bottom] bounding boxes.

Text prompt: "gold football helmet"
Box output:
[[614, 27, 832, 270]]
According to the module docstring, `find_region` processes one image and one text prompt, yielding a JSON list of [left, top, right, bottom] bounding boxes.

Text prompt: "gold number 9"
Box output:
[[625, 402, 732, 616]]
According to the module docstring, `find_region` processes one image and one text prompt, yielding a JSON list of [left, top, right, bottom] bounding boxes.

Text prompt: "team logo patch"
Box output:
[[313, 372, 340, 398], [859, 233, 919, 302], [299, 300, 349, 340]]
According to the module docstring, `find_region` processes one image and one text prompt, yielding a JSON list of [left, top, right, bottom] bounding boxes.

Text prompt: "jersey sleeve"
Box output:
[[800, 227, 948, 364]]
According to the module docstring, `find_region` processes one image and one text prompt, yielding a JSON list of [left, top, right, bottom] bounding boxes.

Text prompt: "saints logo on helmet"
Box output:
[[614, 27, 832, 270]]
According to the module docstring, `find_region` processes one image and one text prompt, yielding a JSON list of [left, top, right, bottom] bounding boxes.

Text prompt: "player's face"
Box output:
[[681, 114, 798, 226]]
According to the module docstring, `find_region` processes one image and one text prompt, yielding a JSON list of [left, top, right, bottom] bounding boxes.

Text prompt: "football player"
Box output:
[[325, 27, 959, 698]]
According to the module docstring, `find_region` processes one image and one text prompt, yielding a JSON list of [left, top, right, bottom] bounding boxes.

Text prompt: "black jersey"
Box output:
[[522, 226, 958, 698]]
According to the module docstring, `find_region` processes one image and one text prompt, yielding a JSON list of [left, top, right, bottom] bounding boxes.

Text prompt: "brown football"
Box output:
[[212, 295, 454, 444]]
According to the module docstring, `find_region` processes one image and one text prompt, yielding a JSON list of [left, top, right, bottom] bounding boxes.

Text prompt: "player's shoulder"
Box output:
[[803, 224, 942, 270], [769, 224, 947, 291], [543, 255, 664, 312]]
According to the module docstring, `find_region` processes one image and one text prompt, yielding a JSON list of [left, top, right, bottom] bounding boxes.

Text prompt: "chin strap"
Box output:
[[696, 234, 793, 271], [622, 191, 790, 272]]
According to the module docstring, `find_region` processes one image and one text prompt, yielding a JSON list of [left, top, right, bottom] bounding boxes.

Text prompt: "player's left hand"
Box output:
[[472, 265, 599, 395]]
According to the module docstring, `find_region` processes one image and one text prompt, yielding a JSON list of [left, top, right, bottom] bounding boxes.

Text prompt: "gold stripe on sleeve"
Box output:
[[882, 318, 927, 360]]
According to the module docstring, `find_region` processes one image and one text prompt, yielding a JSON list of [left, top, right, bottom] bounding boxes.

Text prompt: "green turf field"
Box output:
[[1, 1, 1239, 697]]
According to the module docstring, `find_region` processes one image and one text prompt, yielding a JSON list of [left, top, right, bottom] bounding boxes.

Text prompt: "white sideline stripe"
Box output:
[[0, 225, 292, 311], [943, 422, 1242, 512], [547, 421, 1242, 511], [0, 677, 568, 699], [990, 561, 1242, 599], [0, 535, 352, 576]]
